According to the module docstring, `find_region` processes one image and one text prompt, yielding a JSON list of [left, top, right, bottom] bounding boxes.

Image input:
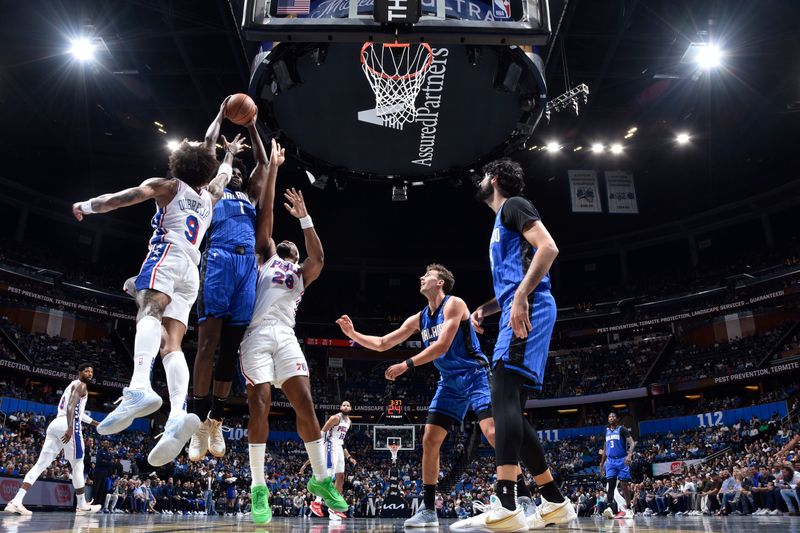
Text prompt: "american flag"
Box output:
[[276, 0, 310, 15]]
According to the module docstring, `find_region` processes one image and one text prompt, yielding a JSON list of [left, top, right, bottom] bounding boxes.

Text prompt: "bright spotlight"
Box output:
[[69, 38, 95, 62], [167, 140, 181, 152], [696, 44, 722, 69], [610, 143, 623, 155], [676, 133, 691, 145], [546, 142, 561, 152], [591, 143, 605, 154]]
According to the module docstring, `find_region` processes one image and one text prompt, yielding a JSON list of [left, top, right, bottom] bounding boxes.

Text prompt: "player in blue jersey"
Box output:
[[599, 412, 636, 519], [467, 158, 575, 531], [337, 264, 529, 529], [188, 103, 282, 462]]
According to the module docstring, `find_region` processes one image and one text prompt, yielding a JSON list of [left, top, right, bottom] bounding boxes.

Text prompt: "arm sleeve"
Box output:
[[500, 197, 541, 234]]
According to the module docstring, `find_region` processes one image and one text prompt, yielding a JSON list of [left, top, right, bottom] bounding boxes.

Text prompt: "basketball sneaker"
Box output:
[[517, 496, 536, 518], [250, 484, 272, 524], [208, 418, 226, 457], [603, 507, 615, 519], [307, 476, 348, 512], [310, 499, 324, 517], [527, 496, 578, 529], [188, 418, 210, 461], [450, 496, 527, 532], [404, 504, 438, 528], [97, 387, 162, 435], [4, 501, 32, 516], [328, 508, 343, 522], [449, 499, 492, 531], [76, 502, 102, 514], [148, 413, 202, 466]]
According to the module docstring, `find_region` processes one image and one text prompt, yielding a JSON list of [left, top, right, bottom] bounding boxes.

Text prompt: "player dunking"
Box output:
[[600, 412, 635, 519], [189, 104, 272, 462], [464, 159, 576, 531], [338, 264, 532, 529], [4, 363, 101, 515], [240, 149, 347, 524], [71, 131, 243, 466], [304, 401, 356, 521]]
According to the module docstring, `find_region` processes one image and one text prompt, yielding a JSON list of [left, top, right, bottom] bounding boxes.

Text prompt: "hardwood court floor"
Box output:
[[2, 513, 800, 533]]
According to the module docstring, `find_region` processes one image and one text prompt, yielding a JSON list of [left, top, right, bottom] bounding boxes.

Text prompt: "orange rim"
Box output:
[[360, 42, 434, 81]]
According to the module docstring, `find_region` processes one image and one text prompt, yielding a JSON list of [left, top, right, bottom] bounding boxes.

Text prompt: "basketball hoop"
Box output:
[[388, 443, 401, 463], [360, 41, 434, 128]]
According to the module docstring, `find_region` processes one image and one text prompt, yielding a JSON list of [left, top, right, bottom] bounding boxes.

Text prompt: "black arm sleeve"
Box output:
[[620, 426, 631, 441], [500, 197, 541, 234]]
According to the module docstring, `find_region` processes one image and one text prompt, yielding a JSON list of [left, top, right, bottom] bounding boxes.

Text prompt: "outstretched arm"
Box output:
[[255, 139, 285, 258], [245, 114, 270, 205], [61, 381, 88, 444], [72, 178, 175, 221], [206, 134, 246, 206], [204, 98, 229, 154], [335, 313, 419, 352], [283, 188, 324, 287]]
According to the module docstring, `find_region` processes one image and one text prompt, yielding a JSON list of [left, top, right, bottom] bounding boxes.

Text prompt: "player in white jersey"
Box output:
[[305, 401, 356, 521], [4, 363, 102, 515], [71, 125, 243, 467], [240, 150, 347, 524]]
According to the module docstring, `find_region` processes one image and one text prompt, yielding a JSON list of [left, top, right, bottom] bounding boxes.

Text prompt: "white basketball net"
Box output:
[[388, 444, 400, 463], [361, 42, 434, 129]]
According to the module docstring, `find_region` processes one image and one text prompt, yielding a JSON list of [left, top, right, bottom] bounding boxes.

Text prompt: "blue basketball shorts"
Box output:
[[492, 289, 557, 390], [604, 456, 631, 480], [197, 247, 257, 326], [428, 366, 492, 428]]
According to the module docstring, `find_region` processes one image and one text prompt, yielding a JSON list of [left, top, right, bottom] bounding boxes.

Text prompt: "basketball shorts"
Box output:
[[239, 323, 308, 388], [492, 289, 556, 390], [326, 441, 345, 475], [42, 416, 84, 462], [197, 247, 258, 326], [428, 366, 492, 428], [135, 243, 199, 327], [604, 456, 631, 481]]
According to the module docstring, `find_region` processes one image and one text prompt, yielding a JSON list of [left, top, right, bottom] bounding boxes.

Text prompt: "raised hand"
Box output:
[[283, 188, 308, 219], [222, 133, 247, 156], [269, 138, 286, 168]]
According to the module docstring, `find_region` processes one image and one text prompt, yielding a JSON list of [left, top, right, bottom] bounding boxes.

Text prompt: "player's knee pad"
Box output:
[[70, 459, 85, 489], [215, 325, 246, 382]]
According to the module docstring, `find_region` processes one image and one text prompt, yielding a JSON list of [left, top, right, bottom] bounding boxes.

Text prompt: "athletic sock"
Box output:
[[76, 493, 86, 507], [539, 481, 565, 504], [130, 316, 161, 390], [210, 396, 228, 421], [12, 488, 27, 504], [162, 351, 189, 420], [516, 474, 532, 499], [496, 480, 517, 511], [424, 484, 436, 510], [304, 438, 328, 482], [614, 486, 628, 511], [192, 394, 212, 420], [249, 444, 266, 486]]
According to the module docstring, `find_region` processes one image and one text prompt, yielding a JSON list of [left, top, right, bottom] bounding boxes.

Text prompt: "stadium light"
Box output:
[[676, 132, 691, 145], [545, 142, 561, 152], [167, 140, 180, 152], [591, 143, 605, 154], [696, 44, 722, 69], [69, 37, 95, 62], [609, 143, 623, 155]]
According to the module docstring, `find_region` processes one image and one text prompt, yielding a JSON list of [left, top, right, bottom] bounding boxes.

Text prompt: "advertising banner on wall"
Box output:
[[0, 476, 73, 507]]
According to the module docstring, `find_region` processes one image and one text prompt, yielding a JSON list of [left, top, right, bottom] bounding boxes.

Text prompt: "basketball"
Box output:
[[225, 93, 257, 125]]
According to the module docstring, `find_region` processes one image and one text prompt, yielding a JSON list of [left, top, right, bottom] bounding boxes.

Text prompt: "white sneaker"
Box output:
[[603, 507, 614, 519], [527, 496, 577, 530], [328, 509, 342, 522], [148, 413, 202, 466], [188, 418, 210, 461], [76, 502, 102, 514], [208, 418, 226, 457], [450, 496, 527, 532], [516, 497, 536, 519], [98, 387, 163, 435], [4, 501, 32, 516], [624, 509, 634, 518]]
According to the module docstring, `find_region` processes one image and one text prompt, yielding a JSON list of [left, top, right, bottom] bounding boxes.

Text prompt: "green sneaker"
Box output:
[[307, 476, 348, 512], [250, 484, 272, 524]]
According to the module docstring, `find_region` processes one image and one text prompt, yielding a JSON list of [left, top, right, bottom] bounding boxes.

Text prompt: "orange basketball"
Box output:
[[226, 93, 257, 125]]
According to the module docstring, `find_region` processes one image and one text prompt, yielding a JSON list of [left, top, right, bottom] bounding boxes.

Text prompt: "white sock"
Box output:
[[12, 488, 27, 504], [162, 351, 189, 420], [76, 493, 86, 507], [130, 316, 161, 390], [304, 438, 328, 482], [249, 444, 266, 486]]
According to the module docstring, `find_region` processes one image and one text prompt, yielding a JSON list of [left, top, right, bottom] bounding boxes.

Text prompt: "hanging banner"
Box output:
[[605, 171, 639, 214], [568, 170, 602, 213]]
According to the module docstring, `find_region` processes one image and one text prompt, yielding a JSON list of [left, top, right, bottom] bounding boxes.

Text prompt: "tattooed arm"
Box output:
[[71, 178, 177, 221]]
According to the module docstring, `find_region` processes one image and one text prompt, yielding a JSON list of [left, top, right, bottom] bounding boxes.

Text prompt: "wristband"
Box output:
[[405, 358, 415, 370], [299, 215, 314, 229], [218, 163, 233, 177], [80, 200, 95, 214]]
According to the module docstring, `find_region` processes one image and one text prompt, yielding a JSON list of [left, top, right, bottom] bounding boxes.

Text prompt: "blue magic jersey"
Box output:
[[605, 426, 629, 459], [490, 197, 551, 307], [419, 296, 488, 375], [207, 188, 256, 249]]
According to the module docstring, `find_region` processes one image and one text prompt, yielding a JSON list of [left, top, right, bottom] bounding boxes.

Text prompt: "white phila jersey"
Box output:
[[250, 254, 305, 329], [327, 414, 351, 447], [148, 179, 213, 265], [57, 380, 88, 420]]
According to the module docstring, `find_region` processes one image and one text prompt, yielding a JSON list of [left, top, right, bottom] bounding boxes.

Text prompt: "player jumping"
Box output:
[[600, 412, 636, 519], [4, 363, 101, 515]]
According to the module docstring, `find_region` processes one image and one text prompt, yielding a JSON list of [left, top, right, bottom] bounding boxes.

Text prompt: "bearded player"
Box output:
[[4, 363, 101, 515], [240, 146, 347, 523], [600, 412, 635, 519], [337, 264, 531, 529], [71, 129, 243, 466]]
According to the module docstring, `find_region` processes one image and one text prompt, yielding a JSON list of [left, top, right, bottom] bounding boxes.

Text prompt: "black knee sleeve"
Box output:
[[519, 418, 549, 476], [215, 325, 246, 382], [492, 361, 525, 466]]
